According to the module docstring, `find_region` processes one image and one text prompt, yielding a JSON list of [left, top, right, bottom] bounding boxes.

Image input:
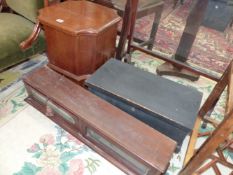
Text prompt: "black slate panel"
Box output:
[[86, 59, 203, 132]]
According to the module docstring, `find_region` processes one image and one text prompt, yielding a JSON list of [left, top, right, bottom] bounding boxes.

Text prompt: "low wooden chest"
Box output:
[[86, 59, 203, 152], [38, 1, 121, 76], [23, 66, 176, 175]]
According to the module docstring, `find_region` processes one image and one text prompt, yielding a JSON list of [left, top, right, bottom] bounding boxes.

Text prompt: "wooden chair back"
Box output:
[[180, 61, 233, 175]]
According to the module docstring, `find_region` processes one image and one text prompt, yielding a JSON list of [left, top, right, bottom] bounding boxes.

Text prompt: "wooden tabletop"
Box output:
[[38, 1, 121, 35]]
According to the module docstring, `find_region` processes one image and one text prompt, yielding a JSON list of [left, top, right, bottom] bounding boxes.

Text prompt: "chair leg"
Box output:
[[173, 0, 179, 8], [147, 3, 164, 50], [195, 158, 218, 175], [115, 0, 133, 60], [184, 115, 202, 164], [184, 63, 229, 164], [180, 62, 233, 175], [125, 0, 139, 60], [180, 109, 233, 175]]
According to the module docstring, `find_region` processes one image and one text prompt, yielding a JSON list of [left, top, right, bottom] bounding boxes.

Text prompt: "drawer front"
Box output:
[[24, 85, 163, 175], [26, 85, 78, 128]]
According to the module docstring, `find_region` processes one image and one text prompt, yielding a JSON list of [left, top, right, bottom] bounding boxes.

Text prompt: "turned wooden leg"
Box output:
[[174, 0, 209, 62], [173, 0, 179, 8], [184, 62, 230, 164], [115, 0, 133, 60], [195, 158, 218, 175], [126, 0, 139, 55], [147, 3, 164, 50], [157, 0, 209, 81], [180, 109, 233, 175], [116, 0, 139, 62]]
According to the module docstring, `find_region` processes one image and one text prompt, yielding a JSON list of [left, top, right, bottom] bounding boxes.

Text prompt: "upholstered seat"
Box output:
[[0, 0, 45, 71], [0, 13, 45, 70]]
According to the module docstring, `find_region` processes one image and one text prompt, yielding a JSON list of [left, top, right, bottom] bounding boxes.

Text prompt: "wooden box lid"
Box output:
[[86, 59, 203, 132], [23, 66, 176, 173], [38, 1, 121, 35]]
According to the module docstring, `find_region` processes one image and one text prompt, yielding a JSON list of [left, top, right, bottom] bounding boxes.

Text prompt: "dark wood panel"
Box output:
[[23, 66, 176, 175]]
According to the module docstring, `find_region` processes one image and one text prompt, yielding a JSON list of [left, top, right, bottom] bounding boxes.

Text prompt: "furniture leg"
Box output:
[[226, 61, 233, 114], [157, 0, 209, 81], [175, 0, 209, 62], [216, 149, 227, 162], [147, 3, 164, 50], [180, 108, 233, 175], [211, 164, 221, 175], [195, 158, 218, 175], [201, 98, 219, 129], [181, 61, 233, 174], [184, 62, 229, 164], [117, 0, 138, 63], [200, 62, 233, 137], [126, 0, 139, 55], [173, 0, 179, 8], [198, 62, 229, 117], [184, 115, 202, 165], [210, 155, 233, 169], [115, 0, 132, 60]]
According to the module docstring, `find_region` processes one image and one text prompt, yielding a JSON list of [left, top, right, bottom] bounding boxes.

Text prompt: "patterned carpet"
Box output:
[[0, 55, 47, 127], [0, 54, 47, 93], [134, 0, 233, 74]]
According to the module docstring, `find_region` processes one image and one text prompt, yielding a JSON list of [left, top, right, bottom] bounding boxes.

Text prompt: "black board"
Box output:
[[86, 59, 203, 151]]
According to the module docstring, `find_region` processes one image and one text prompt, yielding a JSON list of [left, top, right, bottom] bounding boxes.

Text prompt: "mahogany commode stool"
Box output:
[[38, 1, 121, 77]]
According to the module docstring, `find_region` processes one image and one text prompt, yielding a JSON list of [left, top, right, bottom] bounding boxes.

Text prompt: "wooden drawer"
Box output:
[[23, 66, 176, 175]]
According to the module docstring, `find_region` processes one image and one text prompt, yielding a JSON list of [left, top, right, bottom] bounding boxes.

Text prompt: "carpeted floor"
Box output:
[[0, 54, 47, 93], [134, 0, 233, 74], [0, 52, 232, 175], [0, 54, 47, 127], [1, 1, 233, 174]]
